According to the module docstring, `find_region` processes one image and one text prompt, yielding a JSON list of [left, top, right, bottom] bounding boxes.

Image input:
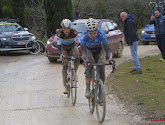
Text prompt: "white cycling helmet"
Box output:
[[61, 19, 71, 28], [85, 18, 98, 33]]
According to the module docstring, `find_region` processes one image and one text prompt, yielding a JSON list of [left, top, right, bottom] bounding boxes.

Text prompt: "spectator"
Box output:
[[150, 9, 165, 62], [88, 13, 94, 18], [120, 12, 142, 74], [73, 12, 80, 21]]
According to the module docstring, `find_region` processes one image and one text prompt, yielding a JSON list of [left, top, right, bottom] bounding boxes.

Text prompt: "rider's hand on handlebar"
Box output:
[[84, 60, 90, 67], [60, 54, 64, 61], [109, 59, 116, 66]]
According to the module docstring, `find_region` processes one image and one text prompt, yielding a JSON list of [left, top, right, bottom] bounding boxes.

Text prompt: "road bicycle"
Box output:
[[37, 30, 48, 41], [62, 56, 81, 105], [36, 30, 47, 53], [26, 40, 40, 54], [87, 61, 116, 124], [26, 30, 47, 54]]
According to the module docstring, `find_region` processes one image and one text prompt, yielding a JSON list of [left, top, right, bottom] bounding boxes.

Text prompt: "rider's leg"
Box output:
[[85, 49, 95, 99], [71, 44, 80, 81], [71, 44, 80, 71], [94, 50, 106, 83], [61, 48, 69, 94], [85, 67, 92, 99]]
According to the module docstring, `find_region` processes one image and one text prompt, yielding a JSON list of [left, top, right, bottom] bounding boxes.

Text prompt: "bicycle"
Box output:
[[87, 60, 116, 124], [37, 30, 48, 40], [62, 56, 81, 105], [36, 30, 48, 53], [26, 40, 40, 54]]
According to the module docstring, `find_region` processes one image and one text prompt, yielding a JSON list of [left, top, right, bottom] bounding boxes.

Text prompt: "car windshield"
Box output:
[[71, 23, 86, 33], [0, 23, 24, 32]]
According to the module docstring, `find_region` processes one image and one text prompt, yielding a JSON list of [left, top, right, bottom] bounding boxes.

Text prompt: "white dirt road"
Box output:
[[0, 45, 160, 125]]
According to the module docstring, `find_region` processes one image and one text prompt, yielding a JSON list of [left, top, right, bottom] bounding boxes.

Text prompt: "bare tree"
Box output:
[[23, 0, 46, 31]]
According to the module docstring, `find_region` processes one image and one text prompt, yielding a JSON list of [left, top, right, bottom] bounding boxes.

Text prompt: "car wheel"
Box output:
[[115, 42, 123, 58], [48, 58, 57, 62], [143, 41, 149, 45]]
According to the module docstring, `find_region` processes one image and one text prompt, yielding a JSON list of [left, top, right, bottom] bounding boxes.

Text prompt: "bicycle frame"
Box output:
[[91, 65, 101, 98], [88, 62, 115, 123], [62, 56, 81, 105]]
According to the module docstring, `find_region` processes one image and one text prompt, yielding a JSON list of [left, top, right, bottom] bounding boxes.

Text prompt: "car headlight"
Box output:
[[30, 36, 36, 40], [0, 37, 11, 41], [47, 40, 52, 45], [142, 30, 146, 34]]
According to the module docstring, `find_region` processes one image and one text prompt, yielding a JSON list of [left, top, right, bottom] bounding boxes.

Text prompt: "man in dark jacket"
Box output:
[[120, 12, 142, 74], [150, 9, 165, 62], [72, 12, 80, 21]]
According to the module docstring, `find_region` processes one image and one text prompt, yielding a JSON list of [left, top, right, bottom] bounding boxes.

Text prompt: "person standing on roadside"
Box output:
[[150, 9, 165, 62], [120, 12, 142, 74], [72, 12, 80, 21]]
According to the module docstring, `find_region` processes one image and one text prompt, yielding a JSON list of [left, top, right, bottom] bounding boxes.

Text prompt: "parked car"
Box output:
[[0, 18, 36, 52], [46, 19, 124, 62], [141, 24, 157, 45]]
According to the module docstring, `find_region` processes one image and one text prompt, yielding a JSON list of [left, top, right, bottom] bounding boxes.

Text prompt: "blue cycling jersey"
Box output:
[[80, 29, 108, 49]]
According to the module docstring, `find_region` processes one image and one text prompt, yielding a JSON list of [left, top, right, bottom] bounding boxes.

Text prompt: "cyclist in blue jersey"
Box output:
[[80, 18, 115, 99], [57, 19, 80, 94]]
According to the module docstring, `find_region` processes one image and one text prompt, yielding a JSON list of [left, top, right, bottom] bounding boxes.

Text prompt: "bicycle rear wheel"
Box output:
[[70, 70, 77, 105], [36, 40, 46, 53], [96, 79, 106, 124], [26, 40, 40, 54], [88, 81, 95, 114]]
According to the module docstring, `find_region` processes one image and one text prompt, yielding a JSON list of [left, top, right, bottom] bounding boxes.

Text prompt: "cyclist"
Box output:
[[80, 18, 115, 99], [57, 19, 80, 94]]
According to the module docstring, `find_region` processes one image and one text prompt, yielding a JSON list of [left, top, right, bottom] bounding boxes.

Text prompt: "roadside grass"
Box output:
[[106, 55, 165, 118]]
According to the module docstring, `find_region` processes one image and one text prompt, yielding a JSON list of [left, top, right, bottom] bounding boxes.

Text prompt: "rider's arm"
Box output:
[[98, 29, 113, 59], [80, 43, 88, 61], [57, 37, 62, 55], [80, 31, 88, 61], [102, 42, 112, 59]]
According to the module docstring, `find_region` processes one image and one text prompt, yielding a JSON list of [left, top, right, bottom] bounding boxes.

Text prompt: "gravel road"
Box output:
[[0, 45, 160, 125]]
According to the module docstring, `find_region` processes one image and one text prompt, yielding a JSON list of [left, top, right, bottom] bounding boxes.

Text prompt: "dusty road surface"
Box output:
[[0, 45, 160, 125]]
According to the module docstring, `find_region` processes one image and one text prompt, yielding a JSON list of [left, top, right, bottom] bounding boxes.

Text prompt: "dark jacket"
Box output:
[[123, 15, 139, 45], [72, 16, 80, 21], [150, 15, 165, 35]]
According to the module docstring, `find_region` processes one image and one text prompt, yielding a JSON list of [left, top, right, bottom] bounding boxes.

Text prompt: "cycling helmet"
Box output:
[[61, 19, 71, 28], [85, 18, 98, 33]]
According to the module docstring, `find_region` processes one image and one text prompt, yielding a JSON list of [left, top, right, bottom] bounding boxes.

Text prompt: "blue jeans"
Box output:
[[130, 41, 141, 69]]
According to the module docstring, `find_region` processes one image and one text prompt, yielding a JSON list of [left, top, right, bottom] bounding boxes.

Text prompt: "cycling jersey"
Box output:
[[80, 29, 108, 49], [57, 28, 78, 45]]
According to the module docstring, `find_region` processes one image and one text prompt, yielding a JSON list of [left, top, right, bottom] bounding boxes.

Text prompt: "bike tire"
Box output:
[[70, 70, 77, 106], [88, 80, 95, 114], [26, 40, 40, 54], [36, 40, 46, 53], [66, 76, 70, 98], [96, 79, 106, 124]]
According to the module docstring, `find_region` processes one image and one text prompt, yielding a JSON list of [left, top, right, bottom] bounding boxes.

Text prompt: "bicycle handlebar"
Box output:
[[88, 61, 116, 73], [62, 56, 82, 65], [63, 56, 82, 60]]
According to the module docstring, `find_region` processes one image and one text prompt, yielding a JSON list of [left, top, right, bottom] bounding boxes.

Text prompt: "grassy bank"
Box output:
[[106, 55, 165, 118]]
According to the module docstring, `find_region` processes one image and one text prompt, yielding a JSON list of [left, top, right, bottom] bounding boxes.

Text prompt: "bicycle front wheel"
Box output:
[[70, 70, 77, 105], [96, 79, 106, 124], [88, 80, 95, 114], [66, 75, 70, 98]]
